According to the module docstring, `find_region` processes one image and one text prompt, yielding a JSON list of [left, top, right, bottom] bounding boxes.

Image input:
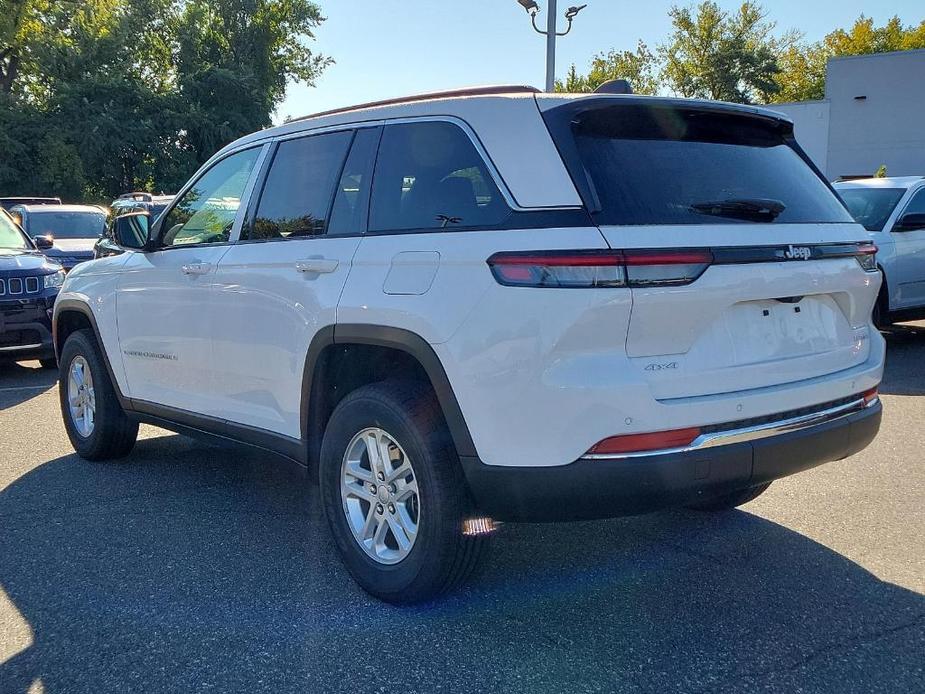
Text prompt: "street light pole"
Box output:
[[545, 0, 557, 93], [516, 2, 587, 92]]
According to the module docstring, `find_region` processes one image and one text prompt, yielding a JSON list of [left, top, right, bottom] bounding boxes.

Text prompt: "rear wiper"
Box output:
[[689, 198, 786, 222]]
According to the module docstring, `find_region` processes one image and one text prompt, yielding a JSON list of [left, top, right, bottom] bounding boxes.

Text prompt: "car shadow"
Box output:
[[0, 435, 922, 693], [0, 362, 56, 411], [880, 322, 925, 395]]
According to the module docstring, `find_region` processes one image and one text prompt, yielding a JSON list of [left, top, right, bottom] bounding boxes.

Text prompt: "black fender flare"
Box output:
[[54, 299, 131, 408], [300, 324, 478, 467]]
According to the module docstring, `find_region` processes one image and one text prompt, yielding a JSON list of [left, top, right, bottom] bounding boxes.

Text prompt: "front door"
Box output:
[[890, 187, 925, 310], [116, 146, 264, 416]]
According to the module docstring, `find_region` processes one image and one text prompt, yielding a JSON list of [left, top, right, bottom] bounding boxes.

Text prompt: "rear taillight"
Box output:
[[856, 243, 878, 271], [486, 250, 624, 288], [487, 249, 713, 288], [623, 249, 714, 287], [587, 427, 703, 455]]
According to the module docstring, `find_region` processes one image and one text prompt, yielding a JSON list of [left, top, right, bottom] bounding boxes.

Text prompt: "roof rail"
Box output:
[[291, 85, 540, 124]]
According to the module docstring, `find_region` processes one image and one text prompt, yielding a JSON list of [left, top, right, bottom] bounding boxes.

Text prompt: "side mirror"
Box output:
[[33, 235, 54, 250], [113, 212, 151, 250], [893, 212, 925, 233]]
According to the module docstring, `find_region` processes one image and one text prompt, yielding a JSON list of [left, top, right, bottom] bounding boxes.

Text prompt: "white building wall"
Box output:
[[770, 101, 829, 173], [770, 49, 925, 181], [825, 50, 925, 179]]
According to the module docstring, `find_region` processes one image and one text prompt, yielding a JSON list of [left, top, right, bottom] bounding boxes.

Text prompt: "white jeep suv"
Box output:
[[54, 86, 884, 603]]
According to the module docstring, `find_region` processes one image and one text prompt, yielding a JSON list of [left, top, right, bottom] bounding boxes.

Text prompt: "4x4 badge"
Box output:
[[783, 245, 812, 260], [644, 362, 678, 372]]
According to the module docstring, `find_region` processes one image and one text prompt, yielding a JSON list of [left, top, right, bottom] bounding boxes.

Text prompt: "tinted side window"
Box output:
[[902, 189, 925, 217], [369, 121, 510, 232], [161, 147, 260, 248], [247, 131, 352, 240], [328, 127, 381, 236]]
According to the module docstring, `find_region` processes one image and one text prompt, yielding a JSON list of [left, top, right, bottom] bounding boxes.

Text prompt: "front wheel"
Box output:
[[319, 381, 489, 604], [59, 329, 138, 461]]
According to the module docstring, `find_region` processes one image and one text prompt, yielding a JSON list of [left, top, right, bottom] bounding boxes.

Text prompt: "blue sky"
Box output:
[[277, 1, 923, 122]]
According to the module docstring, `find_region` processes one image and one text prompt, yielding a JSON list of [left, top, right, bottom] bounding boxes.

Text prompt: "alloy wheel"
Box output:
[[340, 427, 421, 565]]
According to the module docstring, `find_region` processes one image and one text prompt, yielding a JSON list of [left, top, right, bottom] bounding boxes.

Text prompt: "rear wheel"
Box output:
[[59, 329, 138, 461], [319, 381, 489, 604], [687, 482, 772, 511]]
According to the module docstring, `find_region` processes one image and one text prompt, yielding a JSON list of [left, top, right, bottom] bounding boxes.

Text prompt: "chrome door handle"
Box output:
[[181, 262, 212, 275], [296, 258, 339, 274]]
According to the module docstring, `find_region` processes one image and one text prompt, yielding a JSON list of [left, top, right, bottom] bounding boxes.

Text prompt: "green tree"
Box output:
[[773, 42, 828, 102], [0, 0, 330, 202], [176, 0, 331, 160], [773, 16, 925, 103], [557, 41, 659, 94], [661, 1, 788, 103], [0, 0, 52, 97], [557, 64, 590, 93]]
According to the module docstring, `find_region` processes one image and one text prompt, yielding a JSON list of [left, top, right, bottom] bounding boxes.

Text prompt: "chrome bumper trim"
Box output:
[[0, 343, 44, 352], [581, 396, 878, 461]]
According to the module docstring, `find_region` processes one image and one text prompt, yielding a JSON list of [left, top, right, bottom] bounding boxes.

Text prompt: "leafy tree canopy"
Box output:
[[560, 4, 924, 107], [556, 41, 659, 95], [661, 1, 788, 103], [0, 0, 329, 202], [773, 15, 925, 102]]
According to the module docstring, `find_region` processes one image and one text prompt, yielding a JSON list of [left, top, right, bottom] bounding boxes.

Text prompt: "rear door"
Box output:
[[210, 126, 379, 438], [544, 100, 878, 400]]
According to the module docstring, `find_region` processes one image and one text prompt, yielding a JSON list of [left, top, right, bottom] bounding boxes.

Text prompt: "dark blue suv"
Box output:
[[0, 208, 65, 367]]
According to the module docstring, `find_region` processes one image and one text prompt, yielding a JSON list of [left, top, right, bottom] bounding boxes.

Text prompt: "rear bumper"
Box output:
[[461, 398, 882, 522]]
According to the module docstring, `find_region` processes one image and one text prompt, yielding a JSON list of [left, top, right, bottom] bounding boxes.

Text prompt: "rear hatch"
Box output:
[[541, 97, 877, 400]]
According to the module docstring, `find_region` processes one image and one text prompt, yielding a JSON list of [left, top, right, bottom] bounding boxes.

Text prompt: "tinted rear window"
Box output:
[[561, 105, 851, 226], [836, 187, 905, 231]]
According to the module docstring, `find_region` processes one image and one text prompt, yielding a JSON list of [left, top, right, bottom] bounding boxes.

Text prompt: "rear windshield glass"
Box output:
[[564, 105, 852, 226], [836, 188, 905, 231], [26, 210, 106, 239]]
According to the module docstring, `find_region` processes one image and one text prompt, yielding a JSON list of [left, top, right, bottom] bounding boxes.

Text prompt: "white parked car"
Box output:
[[54, 86, 884, 603], [834, 176, 925, 325]]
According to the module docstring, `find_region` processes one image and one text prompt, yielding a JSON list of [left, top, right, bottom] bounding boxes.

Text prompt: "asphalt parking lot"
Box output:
[[0, 331, 923, 694]]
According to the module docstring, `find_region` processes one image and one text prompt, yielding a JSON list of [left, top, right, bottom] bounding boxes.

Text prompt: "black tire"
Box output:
[[319, 380, 489, 604], [39, 357, 57, 370], [872, 274, 891, 329], [59, 329, 138, 461], [686, 482, 772, 511]]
